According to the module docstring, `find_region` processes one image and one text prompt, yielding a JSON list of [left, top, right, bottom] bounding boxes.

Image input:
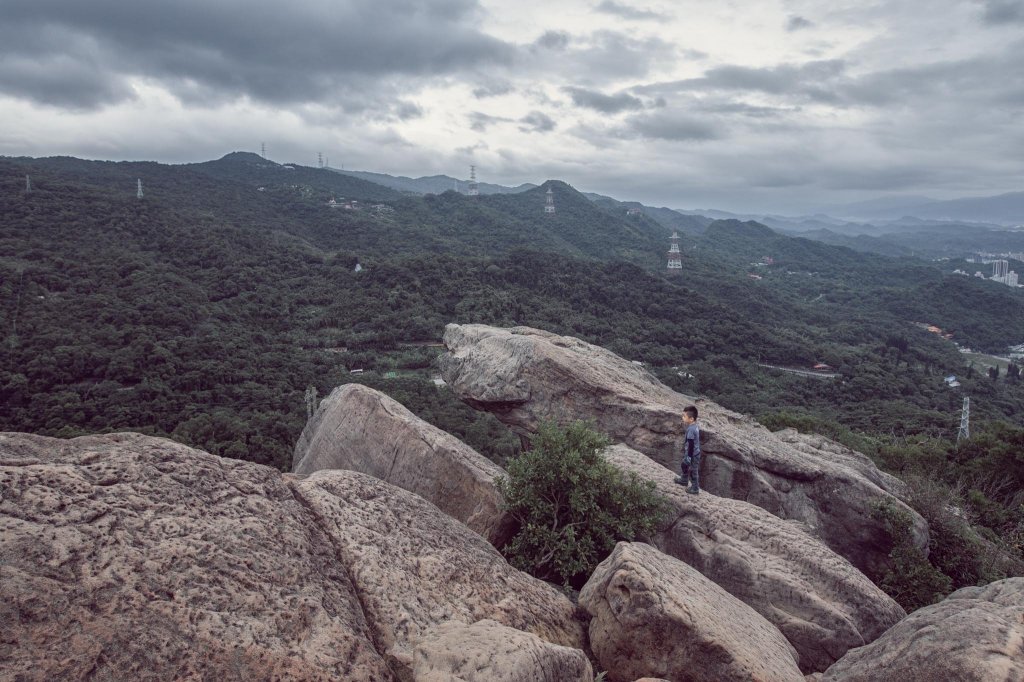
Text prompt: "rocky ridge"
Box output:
[[0, 432, 584, 681], [438, 323, 928, 577]]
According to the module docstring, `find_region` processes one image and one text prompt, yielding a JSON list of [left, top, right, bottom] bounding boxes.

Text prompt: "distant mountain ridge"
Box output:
[[331, 168, 536, 196]]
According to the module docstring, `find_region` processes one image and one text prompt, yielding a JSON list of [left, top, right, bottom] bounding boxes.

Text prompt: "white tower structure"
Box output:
[[25, 175, 32, 193], [993, 260, 1009, 280], [468, 165, 479, 196], [544, 187, 555, 214], [136, 179, 144, 199], [957, 396, 970, 443], [667, 232, 682, 272]]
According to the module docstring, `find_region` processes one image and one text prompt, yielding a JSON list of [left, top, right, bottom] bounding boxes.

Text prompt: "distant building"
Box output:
[[626, 207, 642, 216], [544, 187, 555, 214], [812, 362, 832, 371]]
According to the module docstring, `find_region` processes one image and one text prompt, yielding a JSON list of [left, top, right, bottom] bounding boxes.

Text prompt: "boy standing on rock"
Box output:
[[674, 406, 701, 494]]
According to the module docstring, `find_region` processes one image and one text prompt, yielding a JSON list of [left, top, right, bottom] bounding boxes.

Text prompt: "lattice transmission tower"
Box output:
[[957, 396, 970, 443]]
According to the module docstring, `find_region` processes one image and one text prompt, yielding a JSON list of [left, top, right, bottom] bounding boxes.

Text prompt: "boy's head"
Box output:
[[682, 405, 698, 425]]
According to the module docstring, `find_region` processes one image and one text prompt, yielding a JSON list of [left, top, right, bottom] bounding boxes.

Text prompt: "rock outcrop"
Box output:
[[439, 323, 927, 576], [411, 620, 594, 682], [820, 578, 1024, 681], [293, 383, 513, 546], [0, 432, 584, 681], [580, 542, 804, 682], [604, 444, 905, 673], [291, 469, 586, 672]]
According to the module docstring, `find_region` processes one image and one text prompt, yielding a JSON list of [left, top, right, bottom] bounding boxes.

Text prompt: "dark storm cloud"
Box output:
[[786, 15, 815, 31], [0, 52, 136, 109], [564, 86, 644, 113], [594, 1, 668, 21], [519, 111, 557, 133], [0, 0, 515, 110], [980, 0, 1024, 23]]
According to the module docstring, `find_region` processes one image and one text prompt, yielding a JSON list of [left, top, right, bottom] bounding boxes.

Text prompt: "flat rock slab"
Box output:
[[604, 444, 904, 673], [412, 619, 594, 682], [580, 542, 804, 682], [821, 577, 1024, 681], [439, 323, 927, 577], [293, 383, 513, 546], [0, 432, 586, 682]]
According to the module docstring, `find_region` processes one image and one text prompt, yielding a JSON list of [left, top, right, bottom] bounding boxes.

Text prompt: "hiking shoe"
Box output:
[[686, 487, 700, 495], [674, 476, 686, 485]]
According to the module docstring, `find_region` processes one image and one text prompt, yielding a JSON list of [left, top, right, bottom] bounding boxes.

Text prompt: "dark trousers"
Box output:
[[682, 452, 701, 490]]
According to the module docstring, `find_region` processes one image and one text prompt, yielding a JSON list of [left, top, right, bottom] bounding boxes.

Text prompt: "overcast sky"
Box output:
[[1, 0, 1022, 214]]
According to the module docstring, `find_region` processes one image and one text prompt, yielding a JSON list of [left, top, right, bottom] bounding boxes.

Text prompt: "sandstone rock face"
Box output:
[[293, 383, 513, 546], [411, 619, 593, 682], [604, 444, 905, 673], [580, 542, 804, 682], [290, 469, 587, 674], [821, 578, 1024, 682], [439, 323, 927, 577], [0, 432, 585, 682], [0, 432, 392, 681]]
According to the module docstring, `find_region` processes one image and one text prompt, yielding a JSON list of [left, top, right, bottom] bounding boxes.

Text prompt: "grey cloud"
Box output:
[[469, 111, 512, 131], [0, 53, 135, 109], [534, 30, 572, 51], [0, 0, 515, 110], [564, 86, 644, 113], [472, 81, 515, 98], [981, 0, 1024, 23], [519, 111, 557, 133], [559, 31, 677, 82], [594, 1, 668, 21], [622, 111, 720, 141], [786, 15, 815, 31]]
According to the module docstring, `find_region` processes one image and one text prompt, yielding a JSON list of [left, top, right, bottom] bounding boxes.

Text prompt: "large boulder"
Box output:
[[0, 432, 585, 682], [580, 542, 804, 682], [411, 619, 593, 682], [290, 469, 587, 673], [439, 323, 927, 576], [0, 432, 392, 681], [604, 444, 905, 673], [293, 383, 513, 546], [821, 578, 1024, 681]]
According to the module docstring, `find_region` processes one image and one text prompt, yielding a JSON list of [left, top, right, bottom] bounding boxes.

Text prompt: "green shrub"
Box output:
[[870, 499, 952, 611], [496, 421, 668, 588]]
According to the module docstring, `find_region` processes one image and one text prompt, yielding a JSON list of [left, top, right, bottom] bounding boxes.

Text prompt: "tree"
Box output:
[[496, 421, 668, 588]]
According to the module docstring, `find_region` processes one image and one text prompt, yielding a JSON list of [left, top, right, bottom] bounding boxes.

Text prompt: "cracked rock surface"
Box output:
[[820, 577, 1024, 682], [604, 444, 904, 674], [0, 432, 584, 681], [439, 323, 927, 578], [580, 542, 804, 682], [293, 383, 513, 547]]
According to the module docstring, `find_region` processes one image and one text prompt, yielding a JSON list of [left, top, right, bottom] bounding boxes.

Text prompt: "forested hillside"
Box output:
[[5, 153, 1024, 599]]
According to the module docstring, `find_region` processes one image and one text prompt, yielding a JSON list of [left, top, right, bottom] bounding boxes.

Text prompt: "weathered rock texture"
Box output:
[[604, 444, 905, 673], [293, 383, 513, 546], [580, 542, 804, 682], [411, 619, 594, 682], [439, 323, 927, 577], [290, 469, 587, 673], [0, 432, 585, 681], [820, 578, 1024, 682]]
